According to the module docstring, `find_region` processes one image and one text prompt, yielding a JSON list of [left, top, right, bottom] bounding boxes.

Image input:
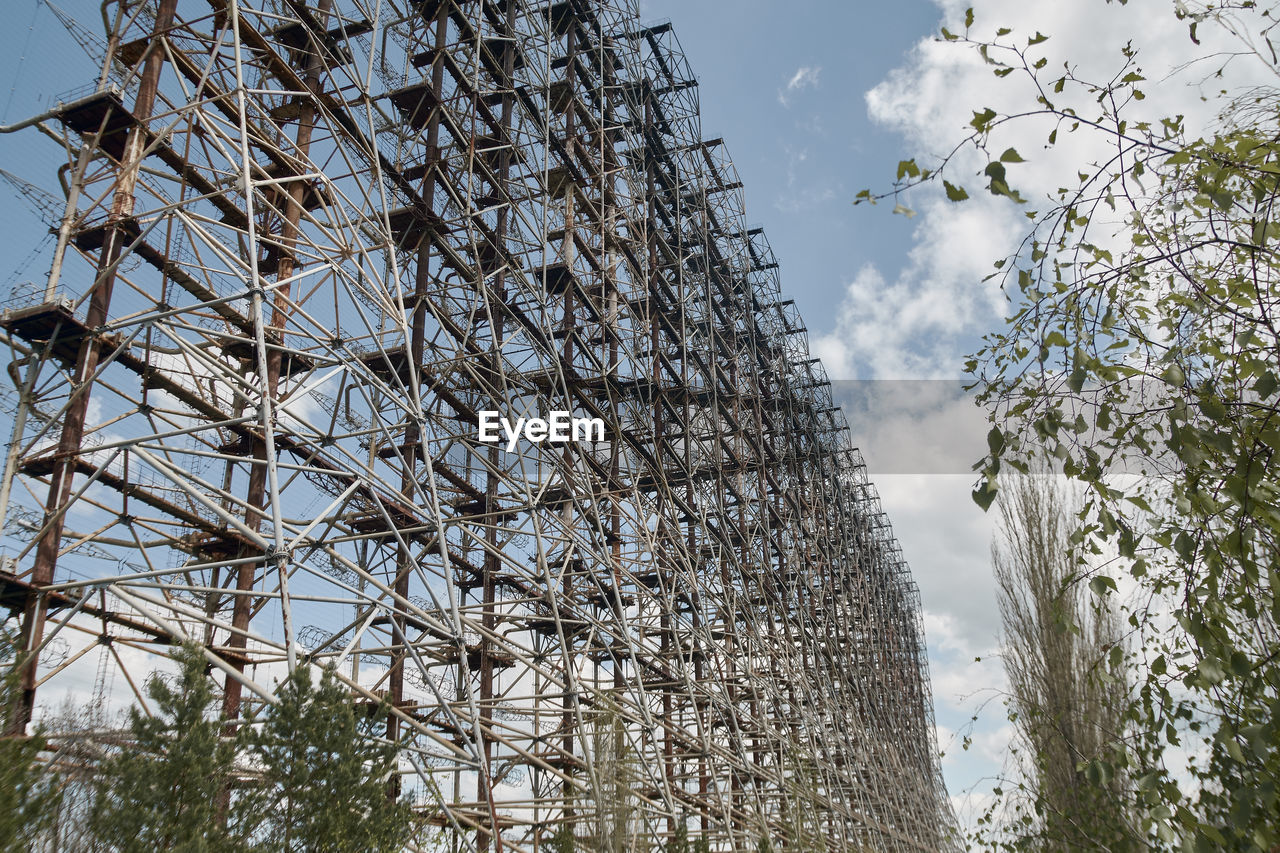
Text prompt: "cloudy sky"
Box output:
[[641, 0, 1271, 824], [1, 0, 1268, 830], [633, 0, 1014, 818]]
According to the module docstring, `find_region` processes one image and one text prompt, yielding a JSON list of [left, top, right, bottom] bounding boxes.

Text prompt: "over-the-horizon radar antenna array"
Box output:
[[0, 1, 956, 849]]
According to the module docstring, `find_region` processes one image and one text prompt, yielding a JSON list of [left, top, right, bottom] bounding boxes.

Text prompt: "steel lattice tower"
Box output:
[[0, 1, 957, 849]]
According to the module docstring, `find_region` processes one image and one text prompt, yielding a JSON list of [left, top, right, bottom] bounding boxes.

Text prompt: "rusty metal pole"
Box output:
[[8, 0, 179, 736], [473, 2, 519, 847], [385, 0, 448, 789], [220, 0, 334, 723]]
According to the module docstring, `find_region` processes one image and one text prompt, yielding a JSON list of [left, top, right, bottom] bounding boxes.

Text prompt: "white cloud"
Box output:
[[835, 381, 986, 474], [873, 474, 1002, 671], [821, 17, 1278, 826], [777, 65, 821, 106], [816, 0, 1272, 384], [786, 65, 820, 90], [812, 194, 1020, 379]]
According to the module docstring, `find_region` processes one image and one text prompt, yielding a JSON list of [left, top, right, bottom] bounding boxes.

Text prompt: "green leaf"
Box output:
[[987, 427, 1005, 454], [972, 479, 998, 511], [999, 147, 1025, 163], [970, 108, 998, 131], [1068, 363, 1087, 392], [1229, 651, 1252, 676], [1251, 219, 1268, 246], [1253, 371, 1277, 399], [1197, 656, 1226, 685], [964, 7, 974, 28], [1089, 575, 1117, 596], [943, 180, 969, 202], [1175, 530, 1197, 561], [1198, 394, 1227, 421]]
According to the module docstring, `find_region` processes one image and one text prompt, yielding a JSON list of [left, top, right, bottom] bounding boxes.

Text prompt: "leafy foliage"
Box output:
[[870, 1, 1280, 848], [0, 671, 62, 852], [244, 664, 413, 853], [990, 473, 1135, 849], [581, 706, 641, 852], [80, 647, 420, 852], [90, 644, 245, 853]]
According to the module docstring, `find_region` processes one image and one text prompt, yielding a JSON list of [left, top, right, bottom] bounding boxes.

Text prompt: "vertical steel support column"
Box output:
[[222, 0, 333, 722], [473, 2, 519, 847], [8, 0, 179, 735], [389, 0, 449, 757]]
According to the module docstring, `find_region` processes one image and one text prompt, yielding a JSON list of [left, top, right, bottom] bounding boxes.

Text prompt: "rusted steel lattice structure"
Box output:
[[0, 0, 955, 849]]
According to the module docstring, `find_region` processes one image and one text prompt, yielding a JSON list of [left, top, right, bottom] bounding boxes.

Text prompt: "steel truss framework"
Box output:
[[0, 0, 956, 849]]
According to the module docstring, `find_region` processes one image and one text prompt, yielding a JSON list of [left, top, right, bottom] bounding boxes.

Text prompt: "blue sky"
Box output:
[[0, 0, 1003, 826], [639, 0, 1008, 822], [633, 0, 1280, 825], [0, 0, 1034, 829], [638, 0, 940, 340], [6, 0, 1243, 832]]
